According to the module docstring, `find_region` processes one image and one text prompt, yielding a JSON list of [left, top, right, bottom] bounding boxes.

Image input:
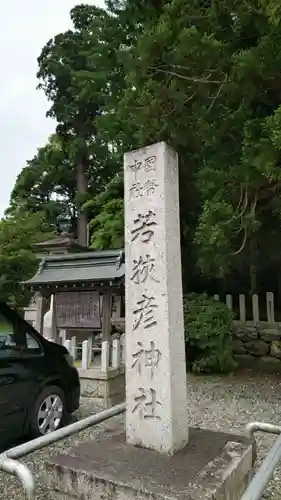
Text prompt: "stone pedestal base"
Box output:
[[78, 368, 125, 408], [43, 428, 253, 500]]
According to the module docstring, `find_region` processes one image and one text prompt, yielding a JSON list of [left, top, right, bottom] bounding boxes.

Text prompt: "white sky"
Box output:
[[0, 0, 104, 217]]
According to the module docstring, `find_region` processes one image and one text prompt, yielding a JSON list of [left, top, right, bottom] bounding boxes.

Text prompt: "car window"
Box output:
[[0, 313, 42, 359], [26, 333, 41, 352]]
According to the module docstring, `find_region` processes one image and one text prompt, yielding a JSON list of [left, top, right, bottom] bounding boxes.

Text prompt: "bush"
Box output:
[[183, 293, 236, 374]]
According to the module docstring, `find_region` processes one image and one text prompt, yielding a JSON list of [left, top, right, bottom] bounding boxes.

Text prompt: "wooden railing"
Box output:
[[214, 292, 276, 323], [56, 335, 125, 372]]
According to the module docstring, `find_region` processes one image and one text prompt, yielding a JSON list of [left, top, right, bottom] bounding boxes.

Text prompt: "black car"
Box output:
[[0, 302, 80, 445]]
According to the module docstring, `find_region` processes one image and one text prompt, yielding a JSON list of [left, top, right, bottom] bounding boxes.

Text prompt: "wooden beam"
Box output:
[[102, 290, 112, 343]]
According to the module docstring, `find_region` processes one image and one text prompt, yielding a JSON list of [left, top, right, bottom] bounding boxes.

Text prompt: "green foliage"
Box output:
[[8, 0, 281, 300], [183, 293, 236, 373], [104, 0, 281, 284], [36, 4, 122, 240], [0, 211, 55, 307], [9, 134, 76, 225], [259, 0, 281, 25], [85, 175, 124, 249]]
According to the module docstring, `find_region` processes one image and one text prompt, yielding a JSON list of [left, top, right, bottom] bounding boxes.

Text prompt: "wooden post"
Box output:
[[112, 339, 121, 369], [60, 329, 67, 345], [87, 334, 93, 366], [252, 294, 259, 324], [50, 295, 58, 342], [112, 295, 122, 318], [239, 294, 246, 323], [64, 339, 71, 352], [101, 290, 112, 343], [266, 292, 275, 323], [82, 340, 89, 370], [70, 336, 76, 361], [101, 341, 110, 372], [226, 294, 233, 312]]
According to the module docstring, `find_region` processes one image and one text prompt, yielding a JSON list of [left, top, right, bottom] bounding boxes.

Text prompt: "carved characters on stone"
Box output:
[[133, 293, 158, 330], [131, 211, 157, 243], [129, 179, 158, 199], [132, 387, 162, 420], [144, 156, 156, 173], [129, 155, 156, 180], [131, 340, 161, 378], [129, 160, 142, 181], [130, 254, 159, 284], [129, 155, 157, 199], [127, 152, 163, 423]]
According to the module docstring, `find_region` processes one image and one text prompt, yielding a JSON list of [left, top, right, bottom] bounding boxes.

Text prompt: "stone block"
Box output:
[[259, 328, 281, 342], [254, 356, 281, 374], [270, 341, 281, 359], [244, 340, 268, 356], [43, 429, 253, 500], [79, 369, 125, 408], [232, 340, 246, 354], [234, 326, 258, 342], [234, 354, 256, 367]]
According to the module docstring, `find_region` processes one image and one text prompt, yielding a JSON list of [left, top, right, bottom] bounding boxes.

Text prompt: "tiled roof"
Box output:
[[24, 249, 125, 289]]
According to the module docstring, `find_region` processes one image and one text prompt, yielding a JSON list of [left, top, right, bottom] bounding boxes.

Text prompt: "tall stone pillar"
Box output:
[[124, 142, 189, 455]]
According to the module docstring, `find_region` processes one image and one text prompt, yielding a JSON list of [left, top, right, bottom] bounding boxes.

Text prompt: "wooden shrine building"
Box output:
[[23, 244, 125, 345]]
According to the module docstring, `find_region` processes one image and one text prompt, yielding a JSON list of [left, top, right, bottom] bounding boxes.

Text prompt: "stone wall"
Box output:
[[79, 368, 125, 407], [233, 321, 281, 373]]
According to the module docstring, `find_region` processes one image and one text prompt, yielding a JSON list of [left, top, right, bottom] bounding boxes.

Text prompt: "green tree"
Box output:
[[10, 0, 281, 298], [37, 4, 121, 245], [98, 0, 281, 293], [9, 134, 75, 226], [85, 175, 124, 249], [0, 210, 54, 306]]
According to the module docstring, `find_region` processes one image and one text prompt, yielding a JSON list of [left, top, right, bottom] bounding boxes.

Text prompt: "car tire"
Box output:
[[29, 385, 66, 438]]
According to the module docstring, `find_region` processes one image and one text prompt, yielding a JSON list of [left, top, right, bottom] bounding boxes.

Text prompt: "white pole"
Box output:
[[81, 340, 89, 370], [112, 339, 120, 369], [101, 341, 110, 372]]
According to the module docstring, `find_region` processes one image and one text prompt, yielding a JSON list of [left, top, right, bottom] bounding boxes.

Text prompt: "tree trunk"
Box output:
[[77, 162, 88, 247]]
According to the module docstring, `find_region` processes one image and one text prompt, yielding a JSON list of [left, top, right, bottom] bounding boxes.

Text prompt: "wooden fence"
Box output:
[[214, 292, 276, 323], [46, 335, 125, 372]]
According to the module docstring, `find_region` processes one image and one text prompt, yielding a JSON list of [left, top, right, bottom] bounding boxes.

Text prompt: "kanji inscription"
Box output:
[[144, 155, 156, 172], [133, 293, 158, 330], [132, 340, 161, 378], [132, 387, 162, 420], [129, 155, 156, 182], [130, 254, 159, 284], [129, 179, 158, 199], [124, 143, 189, 453], [130, 160, 142, 181], [131, 210, 157, 243]]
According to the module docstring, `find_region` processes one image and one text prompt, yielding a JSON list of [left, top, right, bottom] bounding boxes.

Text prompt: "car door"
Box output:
[[0, 310, 43, 443]]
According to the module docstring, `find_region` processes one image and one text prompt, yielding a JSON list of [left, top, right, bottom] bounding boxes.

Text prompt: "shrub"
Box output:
[[183, 293, 236, 374]]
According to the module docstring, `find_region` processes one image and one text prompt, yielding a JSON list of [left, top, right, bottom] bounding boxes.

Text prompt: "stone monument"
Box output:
[[124, 142, 189, 454], [43, 142, 254, 500]]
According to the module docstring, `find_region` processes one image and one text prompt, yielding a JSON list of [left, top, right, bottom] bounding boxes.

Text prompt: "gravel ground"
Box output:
[[0, 372, 281, 499]]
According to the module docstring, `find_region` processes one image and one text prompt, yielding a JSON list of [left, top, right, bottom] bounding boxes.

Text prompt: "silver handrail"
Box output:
[[241, 421, 281, 500], [1, 414, 280, 500], [0, 402, 125, 499], [0, 457, 35, 500], [245, 422, 281, 439]]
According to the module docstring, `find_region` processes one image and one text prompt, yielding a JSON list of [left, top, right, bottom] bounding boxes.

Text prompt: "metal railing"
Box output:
[[1, 414, 281, 500], [241, 421, 281, 500], [0, 402, 125, 500]]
